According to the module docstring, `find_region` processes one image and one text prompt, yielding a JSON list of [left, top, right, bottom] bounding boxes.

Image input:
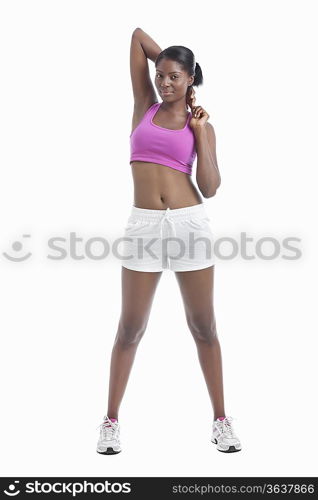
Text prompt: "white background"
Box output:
[[0, 0, 317, 477]]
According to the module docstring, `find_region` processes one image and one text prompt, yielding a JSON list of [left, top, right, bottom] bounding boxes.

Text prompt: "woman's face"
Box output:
[[155, 58, 194, 101]]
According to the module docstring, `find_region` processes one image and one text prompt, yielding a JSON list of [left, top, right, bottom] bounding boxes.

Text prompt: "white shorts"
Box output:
[[120, 203, 216, 272]]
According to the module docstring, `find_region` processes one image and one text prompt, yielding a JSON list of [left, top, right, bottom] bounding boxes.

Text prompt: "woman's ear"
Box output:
[[186, 86, 196, 110]]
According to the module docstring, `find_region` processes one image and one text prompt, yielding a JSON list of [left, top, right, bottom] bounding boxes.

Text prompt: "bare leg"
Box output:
[[107, 267, 163, 419], [174, 265, 225, 420]]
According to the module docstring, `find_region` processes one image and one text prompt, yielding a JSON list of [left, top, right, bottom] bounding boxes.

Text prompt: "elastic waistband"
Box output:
[[129, 203, 208, 222]]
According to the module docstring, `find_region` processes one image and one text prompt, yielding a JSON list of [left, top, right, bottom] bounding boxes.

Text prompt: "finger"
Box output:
[[194, 106, 202, 117], [198, 111, 209, 122]]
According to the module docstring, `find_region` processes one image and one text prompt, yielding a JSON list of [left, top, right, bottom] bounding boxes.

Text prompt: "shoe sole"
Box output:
[[97, 447, 121, 455], [211, 438, 241, 453]]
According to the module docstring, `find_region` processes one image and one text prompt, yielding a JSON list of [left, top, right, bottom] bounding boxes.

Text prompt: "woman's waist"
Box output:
[[128, 201, 209, 222], [132, 166, 201, 205], [132, 188, 203, 210]]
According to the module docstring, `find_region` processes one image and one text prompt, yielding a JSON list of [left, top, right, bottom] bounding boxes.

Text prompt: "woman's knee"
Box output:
[[116, 318, 147, 346], [187, 313, 218, 345]]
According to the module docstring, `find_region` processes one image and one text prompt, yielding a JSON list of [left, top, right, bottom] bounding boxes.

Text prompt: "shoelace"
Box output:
[[96, 417, 118, 440], [219, 416, 235, 437]]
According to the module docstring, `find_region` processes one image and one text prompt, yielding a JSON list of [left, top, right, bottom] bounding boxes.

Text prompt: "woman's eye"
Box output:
[[156, 75, 178, 79]]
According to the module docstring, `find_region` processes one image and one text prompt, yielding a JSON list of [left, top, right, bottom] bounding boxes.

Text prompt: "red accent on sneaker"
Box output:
[[103, 417, 118, 427], [217, 416, 226, 421]]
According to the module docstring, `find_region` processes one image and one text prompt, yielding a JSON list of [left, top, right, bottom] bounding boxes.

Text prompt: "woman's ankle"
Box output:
[[106, 413, 118, 421]]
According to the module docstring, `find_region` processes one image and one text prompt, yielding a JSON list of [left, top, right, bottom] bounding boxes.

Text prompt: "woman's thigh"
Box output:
[[174, 265, 216, 337], [120, 266, 163, 330]]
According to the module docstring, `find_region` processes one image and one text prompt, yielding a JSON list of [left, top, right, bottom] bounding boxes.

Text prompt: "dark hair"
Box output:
[[155, 45, 203, 88]]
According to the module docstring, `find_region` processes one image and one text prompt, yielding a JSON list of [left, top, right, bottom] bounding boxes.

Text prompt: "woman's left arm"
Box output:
[[193, 123, 221, 198], [187, 89, 221, 198]]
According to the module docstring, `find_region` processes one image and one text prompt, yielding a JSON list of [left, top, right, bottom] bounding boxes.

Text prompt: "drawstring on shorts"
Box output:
[[159, 208, 177, 268]]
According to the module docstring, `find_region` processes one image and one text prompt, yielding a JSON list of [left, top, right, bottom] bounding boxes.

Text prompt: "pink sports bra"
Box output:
[[130, 102, 197, 175]]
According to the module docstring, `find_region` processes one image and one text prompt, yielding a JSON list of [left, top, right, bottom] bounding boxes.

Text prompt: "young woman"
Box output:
[[96, 27, 242, 454]]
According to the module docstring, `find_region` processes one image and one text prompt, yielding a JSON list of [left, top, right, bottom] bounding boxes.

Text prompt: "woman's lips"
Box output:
[[162, 91, 173, 95]]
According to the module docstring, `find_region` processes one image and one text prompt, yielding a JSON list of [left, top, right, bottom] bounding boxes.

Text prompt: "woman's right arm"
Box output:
[[130, 27, 162, 113]]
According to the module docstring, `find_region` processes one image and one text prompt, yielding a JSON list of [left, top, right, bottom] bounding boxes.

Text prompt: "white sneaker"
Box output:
[[96, 415, 122, 455], [211, 416, 242, 453]]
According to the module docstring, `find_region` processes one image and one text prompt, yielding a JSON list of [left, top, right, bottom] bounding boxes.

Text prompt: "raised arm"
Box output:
[[130, 28, 162, 115]]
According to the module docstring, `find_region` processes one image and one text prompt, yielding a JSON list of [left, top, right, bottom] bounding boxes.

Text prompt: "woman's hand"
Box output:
[[186, 87, 210, 129]]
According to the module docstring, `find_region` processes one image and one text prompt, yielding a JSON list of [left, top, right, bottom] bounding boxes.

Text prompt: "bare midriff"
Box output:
[[130, 161, 203, 209]]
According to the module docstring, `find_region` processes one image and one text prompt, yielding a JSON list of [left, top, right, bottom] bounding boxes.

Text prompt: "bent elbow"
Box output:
[[132, 27, 142, 37], [209, 178, 221, 197], [203, 183, 221, 198], [203, 190, 216, 198]]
